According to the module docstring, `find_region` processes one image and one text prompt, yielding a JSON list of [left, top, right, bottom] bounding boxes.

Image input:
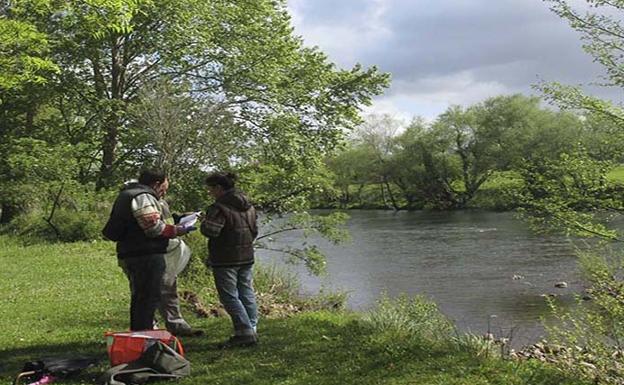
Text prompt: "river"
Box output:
[[257, 210, 584, 347]]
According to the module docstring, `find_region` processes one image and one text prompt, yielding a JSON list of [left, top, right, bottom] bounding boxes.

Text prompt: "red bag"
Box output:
[[105, 330, 185, 366]]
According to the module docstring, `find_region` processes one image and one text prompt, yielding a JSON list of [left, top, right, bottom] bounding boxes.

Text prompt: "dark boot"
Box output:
[[217, 334, 257, 349]]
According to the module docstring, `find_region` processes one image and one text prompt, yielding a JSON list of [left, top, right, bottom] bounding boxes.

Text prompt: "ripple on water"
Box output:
[[258, 210, 581, 347]]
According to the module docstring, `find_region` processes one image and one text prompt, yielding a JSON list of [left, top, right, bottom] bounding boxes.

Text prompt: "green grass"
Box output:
[[0, 236, 589, 385], [607, 164, 624, 183]]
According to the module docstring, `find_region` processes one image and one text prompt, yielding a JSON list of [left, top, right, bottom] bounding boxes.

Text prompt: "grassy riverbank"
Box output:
[[0, 236, 588, 385]]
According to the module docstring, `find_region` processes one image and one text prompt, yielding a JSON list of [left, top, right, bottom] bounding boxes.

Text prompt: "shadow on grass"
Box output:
[[176, 315, 448, 385], [0, 314, 581, 385]]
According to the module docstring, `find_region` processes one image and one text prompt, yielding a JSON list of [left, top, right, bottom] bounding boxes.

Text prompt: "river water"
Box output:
[[257, 210, 584, 347]]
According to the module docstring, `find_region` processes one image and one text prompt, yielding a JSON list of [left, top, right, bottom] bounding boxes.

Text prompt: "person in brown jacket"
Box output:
[[200, 172, 259, 348]]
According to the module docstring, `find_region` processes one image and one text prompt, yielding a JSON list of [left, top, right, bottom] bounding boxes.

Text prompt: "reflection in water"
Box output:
[[257, 210, 583, 347]]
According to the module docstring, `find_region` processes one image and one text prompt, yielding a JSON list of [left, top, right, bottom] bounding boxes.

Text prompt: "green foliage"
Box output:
[[364, 294, 454, 348], [3, 0, 388, 190], [3, 138, 77, 181], [469, 171, 523, 211], [1, 184, 114, 242], [256, 211, 350, 275], [324, 144, 376, 208], [1, 0, 386, 278], [516, 149, 623, 240], [0, 18, 58, 92], [8, 209, 100, 243], [323, 95, 582, 210], [542, 249, 624, 384], [523, 2, 624, 383]]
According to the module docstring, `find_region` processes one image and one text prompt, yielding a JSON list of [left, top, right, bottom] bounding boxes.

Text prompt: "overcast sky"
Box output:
[[287, 0, 615, 121]]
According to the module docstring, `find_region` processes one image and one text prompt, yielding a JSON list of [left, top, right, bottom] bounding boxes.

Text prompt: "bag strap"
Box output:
[[99, 364, 182, 385], [172, 336, 185, 356]]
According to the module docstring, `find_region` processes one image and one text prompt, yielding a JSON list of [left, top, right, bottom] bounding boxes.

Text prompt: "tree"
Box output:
[[1, 1, 389, 276], [532, 0, 624, 235], [5, 0, 388, 189], [128, 79, 245, 179], [351, 114, 404, 209], [322, 95, 582, 210], [390, 95, 580, 209], [0, 18, 57, 94], [390, 118, 460, 209], [325, 144, 376, 208], [539, 1, 624, 124]]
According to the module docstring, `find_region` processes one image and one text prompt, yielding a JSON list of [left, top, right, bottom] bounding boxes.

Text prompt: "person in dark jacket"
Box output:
[[200, 171, 259, 348], [103, 169, 194, 331]]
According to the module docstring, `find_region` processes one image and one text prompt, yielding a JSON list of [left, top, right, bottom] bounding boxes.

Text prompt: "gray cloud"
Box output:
[[288, 0, 612, 119]]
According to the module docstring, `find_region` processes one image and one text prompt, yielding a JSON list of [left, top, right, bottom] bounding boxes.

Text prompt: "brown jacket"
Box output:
[[200, 189, 258, 267]]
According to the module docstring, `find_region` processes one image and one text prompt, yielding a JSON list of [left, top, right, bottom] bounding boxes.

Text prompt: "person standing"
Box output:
[[200, 172, 259, 348], [103, 169, 194, 331], [158, 199, 203, 336]]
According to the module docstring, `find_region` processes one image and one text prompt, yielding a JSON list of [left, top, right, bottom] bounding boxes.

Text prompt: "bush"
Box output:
[[1, 184, 114, 243], [7, 209, 105, 242], [540, 248, 624, 384], [364, 294, 453, 348]]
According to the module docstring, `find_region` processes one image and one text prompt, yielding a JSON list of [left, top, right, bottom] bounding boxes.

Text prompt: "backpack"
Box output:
[[98, 341, 190, 385]]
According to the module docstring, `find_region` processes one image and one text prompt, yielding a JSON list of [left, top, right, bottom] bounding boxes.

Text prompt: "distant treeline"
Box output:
[[314, 94, 624, 211]]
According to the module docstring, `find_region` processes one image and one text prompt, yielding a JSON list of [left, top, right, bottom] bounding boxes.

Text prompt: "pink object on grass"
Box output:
[[26, 375, 56, 385]]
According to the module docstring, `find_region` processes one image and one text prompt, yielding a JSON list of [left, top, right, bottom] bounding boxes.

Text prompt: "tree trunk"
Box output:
[[97, 120, 119, 190], [96, 35, 126, 190], [383, 177, 400, 211], [0, 203, 18, 224]]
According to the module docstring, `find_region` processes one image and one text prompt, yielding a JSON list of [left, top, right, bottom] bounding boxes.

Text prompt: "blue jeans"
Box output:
[[212, 265, 258, 336]]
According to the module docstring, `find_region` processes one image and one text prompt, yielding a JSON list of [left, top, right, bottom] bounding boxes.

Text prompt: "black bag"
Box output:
[[15, 356, 98, 385]]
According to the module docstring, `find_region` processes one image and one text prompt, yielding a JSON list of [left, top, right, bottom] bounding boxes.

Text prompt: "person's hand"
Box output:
[[176, 224, 197, 236]]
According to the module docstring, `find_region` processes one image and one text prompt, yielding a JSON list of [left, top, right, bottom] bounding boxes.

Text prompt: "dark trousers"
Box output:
[[123, 254, 166, 331]]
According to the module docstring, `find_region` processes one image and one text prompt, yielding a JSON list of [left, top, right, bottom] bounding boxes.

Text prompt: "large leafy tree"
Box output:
[[4, 0, 388, 190], [0, 12, 60, 222], [390, 118, 461, 209], [0, 0, 388, 227]]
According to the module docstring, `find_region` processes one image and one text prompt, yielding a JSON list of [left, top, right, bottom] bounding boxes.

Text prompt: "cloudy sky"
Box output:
[[287, 0, 615, 121]]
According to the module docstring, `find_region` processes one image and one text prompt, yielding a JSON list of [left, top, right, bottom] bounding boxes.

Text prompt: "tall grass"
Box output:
[[363, 294, 454, 349]]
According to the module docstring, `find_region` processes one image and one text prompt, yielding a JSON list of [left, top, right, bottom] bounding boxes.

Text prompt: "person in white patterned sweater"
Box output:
[[103, 169, 195, 331]]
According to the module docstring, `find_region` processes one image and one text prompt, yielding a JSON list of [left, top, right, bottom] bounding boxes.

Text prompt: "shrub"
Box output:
[[1, 182, 114, 243], [540, 249, 624, 384], [364, 294, 453, 347]]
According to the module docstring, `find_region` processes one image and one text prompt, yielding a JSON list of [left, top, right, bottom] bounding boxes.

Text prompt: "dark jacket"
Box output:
[[200, 189, 258, 267], [103, 183, 169, 259]]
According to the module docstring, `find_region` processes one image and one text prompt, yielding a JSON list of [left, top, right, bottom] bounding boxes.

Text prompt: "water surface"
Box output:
[[257, 210, 583, 347]]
